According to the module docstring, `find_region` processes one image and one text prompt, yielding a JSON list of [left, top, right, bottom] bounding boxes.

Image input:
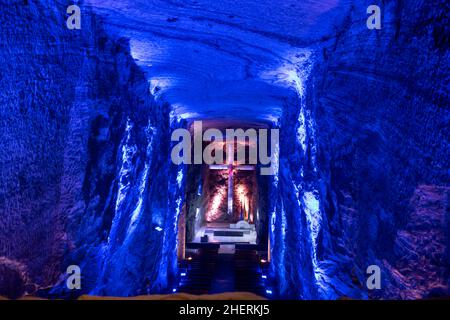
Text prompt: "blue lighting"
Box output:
[[172, 288, 177, 293], [261, 275, 267, 279], [265, 289, 273, 295], [176, 169, 183, 188], [180, 272, 186, 277], [154, 226, 163, 232]]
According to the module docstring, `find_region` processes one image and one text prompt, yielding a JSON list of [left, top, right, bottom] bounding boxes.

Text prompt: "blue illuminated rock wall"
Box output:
[[0, 0, 447, 300], [271, 0, 448, 299], [270, 55, 362, 300], [313, 0, 448, 299], [89, 114, 185, 296], [0, 1, 181, 297]]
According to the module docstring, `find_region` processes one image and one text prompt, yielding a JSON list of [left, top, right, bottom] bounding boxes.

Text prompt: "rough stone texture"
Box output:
[[0, 0, 448, 300], [309, 0, 449, 299], [383, 185, 449, 299], [0, 1, 180, 298], [0, 257, 28, 299], [84, 0, 352, 122], [267, 0, 448, 299], [185, 164, 203, 242]]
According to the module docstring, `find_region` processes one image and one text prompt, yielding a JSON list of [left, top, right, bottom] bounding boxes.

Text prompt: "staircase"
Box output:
[[177, 244, 270, 297], [178, 245, 219, 295], [234, 247, 266, 296]]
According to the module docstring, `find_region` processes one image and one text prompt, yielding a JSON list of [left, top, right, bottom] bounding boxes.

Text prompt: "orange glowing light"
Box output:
[[236, 185, 250, 221], [206, 185, 226, 221]]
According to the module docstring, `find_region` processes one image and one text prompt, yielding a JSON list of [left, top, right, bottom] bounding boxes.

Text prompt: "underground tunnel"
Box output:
[[0, 0, 448, 302]]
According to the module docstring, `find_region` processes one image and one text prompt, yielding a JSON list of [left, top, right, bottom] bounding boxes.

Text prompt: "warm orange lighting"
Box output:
[[260, 259, 267, 264], [206, 185, 226, 221], [187, 256, 193, 261], [236, 185, 251, 221]]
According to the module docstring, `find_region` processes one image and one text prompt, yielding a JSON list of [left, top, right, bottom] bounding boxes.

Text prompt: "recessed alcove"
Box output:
[[181, 122, 269, 241], [176, 122, 271, 295], [0, 0, 447, 301]]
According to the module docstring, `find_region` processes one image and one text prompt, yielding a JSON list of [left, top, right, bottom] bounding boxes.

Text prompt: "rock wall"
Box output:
[[270, 57, 360, 299], [311, 0, 449, 299], [0, 1, 180, 298], [0, 0, 447, 300], [271, 0, 448, 299]]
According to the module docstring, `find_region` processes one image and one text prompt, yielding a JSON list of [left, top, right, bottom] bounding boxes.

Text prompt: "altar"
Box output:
[[185, 141, 263, 246], [193, 221, 257, 244]]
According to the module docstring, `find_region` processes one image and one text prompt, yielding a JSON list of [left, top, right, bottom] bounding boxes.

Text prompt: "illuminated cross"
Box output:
[[209, 143, 254, 217]]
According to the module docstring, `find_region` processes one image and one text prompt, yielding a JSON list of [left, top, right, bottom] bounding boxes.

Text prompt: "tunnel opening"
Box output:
[[176, 121, 272, 296], [0, 0, 447, 302]]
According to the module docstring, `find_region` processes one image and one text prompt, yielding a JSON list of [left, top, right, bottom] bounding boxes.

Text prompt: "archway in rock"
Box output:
[[181, 124, 270, 246], [177, 124, 271, 295]]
